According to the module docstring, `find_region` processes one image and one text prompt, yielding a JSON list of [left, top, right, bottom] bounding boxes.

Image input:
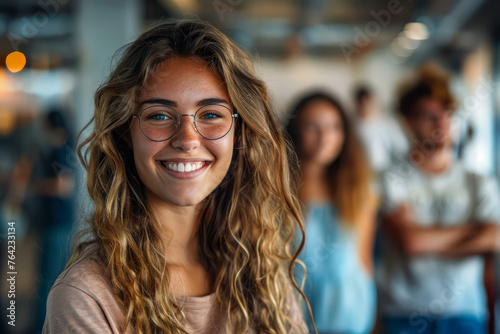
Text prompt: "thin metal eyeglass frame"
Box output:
[[132, 104, 238, 142]]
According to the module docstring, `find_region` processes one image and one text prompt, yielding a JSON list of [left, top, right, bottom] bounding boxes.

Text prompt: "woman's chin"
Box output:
[[163, 193, 208, 208]]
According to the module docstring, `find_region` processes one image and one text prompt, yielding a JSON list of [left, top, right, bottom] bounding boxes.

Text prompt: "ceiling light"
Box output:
[[404, 22, 429, 40]]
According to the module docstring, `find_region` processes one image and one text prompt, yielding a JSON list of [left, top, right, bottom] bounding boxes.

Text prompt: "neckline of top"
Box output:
[[172, 291, 217, 304], [413, 161, 459, 180]]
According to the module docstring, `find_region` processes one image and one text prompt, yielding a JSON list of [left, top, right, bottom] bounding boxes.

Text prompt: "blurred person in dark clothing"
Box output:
[[31, 109, 76, 333], [0, 105, 44, 334], [354, 85, 409, 174], [377, 67, 500, 334], [0, 107, 41, 235]]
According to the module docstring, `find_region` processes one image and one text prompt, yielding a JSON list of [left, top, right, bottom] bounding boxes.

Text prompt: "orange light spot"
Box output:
[[6, 52, 26, 73]]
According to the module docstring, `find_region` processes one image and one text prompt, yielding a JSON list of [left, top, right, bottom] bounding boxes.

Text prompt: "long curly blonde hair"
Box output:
[[67, 19, 313, 333]]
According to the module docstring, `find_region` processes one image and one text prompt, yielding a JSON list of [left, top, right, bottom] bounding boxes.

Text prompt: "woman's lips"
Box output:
[[157, 161, 211, 180]]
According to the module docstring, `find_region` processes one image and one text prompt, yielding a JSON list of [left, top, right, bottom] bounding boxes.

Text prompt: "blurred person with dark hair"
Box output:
[[285, 91, 379, 334], [377, 67, 500, 334], [354, 85, 409, 173]]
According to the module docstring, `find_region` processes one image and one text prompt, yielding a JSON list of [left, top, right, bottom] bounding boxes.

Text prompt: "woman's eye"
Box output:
[[150, 114, 169, 120], [200, 112, 222, 120]]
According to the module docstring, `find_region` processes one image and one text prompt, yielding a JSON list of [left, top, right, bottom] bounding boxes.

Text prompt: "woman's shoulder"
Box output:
[[43, 253, 133, 334], [285, 288, 310, 334], [47, 252, 121, 313], [52, 253, 111, 292]]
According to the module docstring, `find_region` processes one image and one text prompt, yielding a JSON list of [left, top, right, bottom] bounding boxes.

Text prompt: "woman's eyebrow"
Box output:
[[196, 98, 230, 107], [139, 98, 176, 108], [138, 97, 230, 109]]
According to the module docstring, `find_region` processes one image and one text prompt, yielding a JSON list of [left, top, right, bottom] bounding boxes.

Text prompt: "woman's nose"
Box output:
[[169, 115, 201, 151]]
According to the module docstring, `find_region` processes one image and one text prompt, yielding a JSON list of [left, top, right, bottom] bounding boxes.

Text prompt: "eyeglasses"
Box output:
[[133, 104, 238, 141]]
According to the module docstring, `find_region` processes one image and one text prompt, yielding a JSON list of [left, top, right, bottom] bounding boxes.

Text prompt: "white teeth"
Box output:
[[163, 162, 205, 173]]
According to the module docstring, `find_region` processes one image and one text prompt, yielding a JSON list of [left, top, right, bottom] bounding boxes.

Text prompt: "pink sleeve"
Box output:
[[42, 283, 114, 334], [287, 290, 310, 333]]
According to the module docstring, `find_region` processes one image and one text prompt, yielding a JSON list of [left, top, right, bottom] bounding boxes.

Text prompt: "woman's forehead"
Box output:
[[300, 101, 341, 121], [139, 57, 230, 107]]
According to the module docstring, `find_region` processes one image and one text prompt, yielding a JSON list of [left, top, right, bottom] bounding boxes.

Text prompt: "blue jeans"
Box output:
[[381, 315, 486, 334]]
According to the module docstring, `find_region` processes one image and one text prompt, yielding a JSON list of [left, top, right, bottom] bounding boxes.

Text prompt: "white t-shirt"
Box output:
[[357, 116, 409, 173], [377, 158, 500, 319]]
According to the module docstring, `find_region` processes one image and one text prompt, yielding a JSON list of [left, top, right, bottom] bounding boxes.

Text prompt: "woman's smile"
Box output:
[[157, 160, 212, 180]]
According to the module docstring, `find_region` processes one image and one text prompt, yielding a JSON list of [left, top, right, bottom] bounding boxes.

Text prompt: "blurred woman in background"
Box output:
[[285, 92, 378, 334]]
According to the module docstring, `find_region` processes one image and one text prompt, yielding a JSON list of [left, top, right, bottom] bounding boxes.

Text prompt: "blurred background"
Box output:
[[0, 0, 499, 333]]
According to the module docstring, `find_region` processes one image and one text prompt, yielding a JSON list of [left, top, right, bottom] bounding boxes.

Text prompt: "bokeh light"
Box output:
[[6, 51, 26, 73]]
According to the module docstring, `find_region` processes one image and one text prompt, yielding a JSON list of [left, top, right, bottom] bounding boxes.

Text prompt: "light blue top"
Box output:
[[296, 202, 376, 334]]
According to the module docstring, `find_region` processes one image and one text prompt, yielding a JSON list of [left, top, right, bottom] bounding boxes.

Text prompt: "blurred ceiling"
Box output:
[[145, 0, 500, 61], [0, 0, 499, 68]]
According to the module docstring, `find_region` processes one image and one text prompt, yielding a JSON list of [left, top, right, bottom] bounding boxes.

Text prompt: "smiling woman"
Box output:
[[42, 19, 312, 334]]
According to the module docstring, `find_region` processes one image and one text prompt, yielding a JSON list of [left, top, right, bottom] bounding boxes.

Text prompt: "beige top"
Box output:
[[42, 254, 308, 334]]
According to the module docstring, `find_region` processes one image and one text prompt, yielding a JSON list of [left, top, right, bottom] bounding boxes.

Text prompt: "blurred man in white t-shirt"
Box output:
[[377, 78, 500, 334]]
